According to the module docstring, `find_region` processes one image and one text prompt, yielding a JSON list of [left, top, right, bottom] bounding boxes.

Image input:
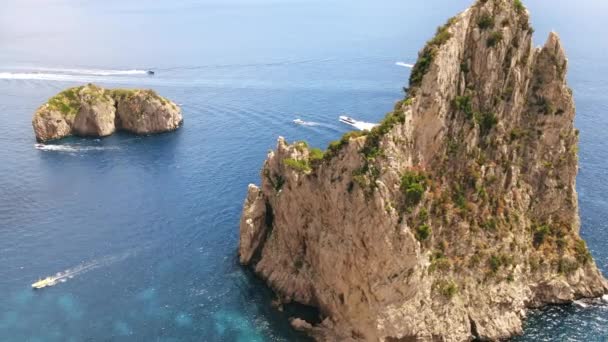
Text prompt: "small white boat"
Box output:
[[293, 119, 305, 125], [339, 115, 356, 125], [32, 276, 57, 289]]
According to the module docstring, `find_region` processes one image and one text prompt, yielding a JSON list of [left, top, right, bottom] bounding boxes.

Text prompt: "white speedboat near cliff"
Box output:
[[339, 115, 356, 125], [339, 115, 378, 131]]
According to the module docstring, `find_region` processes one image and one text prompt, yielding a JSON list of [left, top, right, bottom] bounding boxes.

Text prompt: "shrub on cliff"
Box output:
[[325, 130, 366, 161], [283, 158, 311, 173], [409, 17, 456, 89], [533, 224, 551, 247], [477, 14, 495, 30], [47, 87, 81, 117], [400, 171, 428, 206], [487, 31, 504, 47], [453, 95, 473, 119], [474, 111, 498, 135], [436, 280, 458, 299], [416, 224, 431, 241], [309, 148, 324, 162], [514, 0, 525, 13]]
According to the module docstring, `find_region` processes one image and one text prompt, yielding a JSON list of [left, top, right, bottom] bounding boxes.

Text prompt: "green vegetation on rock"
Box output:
[[513, 0, 525, 13], [409, 17, 456, 90], [400, 171, 428, 206], [325, 130, 367, 161], [416, 224, 431, 241], [477, 14, 495, 30], [474, 112, 498, 135], [45, 87, 82, 117], [309, 148, 324, 162], [110, 88, 139, 100], [111, 88, 168, 105], [487, 31, 504, 47], [453, 95, 473, 119], [533, 224, 551, 248], [283, 158, 311, 173], [574, 239, 591, 264], [436, 280, 458, 299]]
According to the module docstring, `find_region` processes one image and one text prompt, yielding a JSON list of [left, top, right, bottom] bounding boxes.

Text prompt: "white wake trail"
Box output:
[[351, 121, 378, 131], [293, 118, 320, 126], [0, 67, 151, 82], [395, 62, 414, 68], [35, 143, 119, 152], [34, 251, 135, 288], [33, 68, 148, 76]]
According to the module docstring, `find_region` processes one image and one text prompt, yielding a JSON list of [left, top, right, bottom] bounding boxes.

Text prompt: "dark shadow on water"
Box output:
[[235, 255, 316, 342], [34, 128, 184, 170]]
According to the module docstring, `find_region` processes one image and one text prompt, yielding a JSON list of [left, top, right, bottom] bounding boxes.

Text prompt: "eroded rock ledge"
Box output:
[[32, 84, 182, 142], [239, 0, 608, 341]]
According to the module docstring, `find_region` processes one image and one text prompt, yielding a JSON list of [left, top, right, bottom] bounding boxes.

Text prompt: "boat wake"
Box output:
[[35, 143, 119, 153], [0, 67, 152, 82], [293, 118, 320, 126], [32, 251, 134, 289], [32, 68, 149, 76], [395, 61, 414, 68]]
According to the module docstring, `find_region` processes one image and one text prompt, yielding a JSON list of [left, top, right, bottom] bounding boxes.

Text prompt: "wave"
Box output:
[[395, 62, 414, 68], [35, 143, 119, 152]]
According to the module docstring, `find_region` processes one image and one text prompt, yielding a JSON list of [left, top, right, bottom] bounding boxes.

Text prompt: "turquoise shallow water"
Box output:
[[1, 0, 607, 340]]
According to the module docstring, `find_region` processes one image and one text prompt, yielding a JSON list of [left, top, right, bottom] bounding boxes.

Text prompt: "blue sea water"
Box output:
[[0, 0, 607, 341]]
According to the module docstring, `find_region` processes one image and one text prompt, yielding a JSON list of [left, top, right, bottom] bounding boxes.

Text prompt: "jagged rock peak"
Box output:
[[239, 0, 607, 341], [32, 84, 182, 142]]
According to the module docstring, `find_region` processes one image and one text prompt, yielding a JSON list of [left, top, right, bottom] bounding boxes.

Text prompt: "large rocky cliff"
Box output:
[[239, 0, 608, 341], [32, 84, 182, 142]]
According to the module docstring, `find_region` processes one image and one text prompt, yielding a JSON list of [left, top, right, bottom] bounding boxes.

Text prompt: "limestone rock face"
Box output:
[[239, 1, 608, 341], [114, 89, 182, 134], [32, 84, 182, 142], [71, 85, 116, 137], [32, 109, 72, 142]]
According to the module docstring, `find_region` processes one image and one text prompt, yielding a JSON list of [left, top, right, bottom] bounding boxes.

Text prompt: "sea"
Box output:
[[1, 0, 607, 341]]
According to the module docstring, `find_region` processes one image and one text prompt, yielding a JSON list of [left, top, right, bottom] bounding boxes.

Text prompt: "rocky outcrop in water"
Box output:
[[32, 84, 182, 142], [239, 0, 608, 340]]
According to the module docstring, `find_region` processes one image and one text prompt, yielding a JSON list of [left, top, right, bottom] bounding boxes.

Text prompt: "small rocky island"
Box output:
[[32, 84, 182, 142], [239, 0, 608, 340]]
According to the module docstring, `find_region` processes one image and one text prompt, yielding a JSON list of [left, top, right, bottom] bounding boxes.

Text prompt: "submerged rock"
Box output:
[[239, 0, 608, 340], [290, 317, 314, 332], [32, 84, 182, 142]]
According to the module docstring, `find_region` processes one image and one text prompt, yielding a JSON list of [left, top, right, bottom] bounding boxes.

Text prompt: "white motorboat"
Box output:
[[339, 115, 356, 125]]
